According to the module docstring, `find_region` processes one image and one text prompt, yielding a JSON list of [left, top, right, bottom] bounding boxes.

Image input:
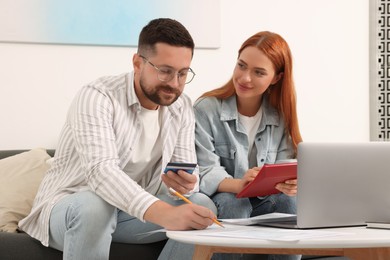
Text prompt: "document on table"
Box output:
[[199, 226, 350, 241], [167, 224, 351, 242], [219, 212, 296, 226]]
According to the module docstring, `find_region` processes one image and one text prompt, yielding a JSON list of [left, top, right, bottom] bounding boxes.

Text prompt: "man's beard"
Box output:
[[140, 79, 181, 106]]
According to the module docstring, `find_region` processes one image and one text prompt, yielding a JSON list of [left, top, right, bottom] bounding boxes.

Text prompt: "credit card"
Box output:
[[163, 162, 197, 174]]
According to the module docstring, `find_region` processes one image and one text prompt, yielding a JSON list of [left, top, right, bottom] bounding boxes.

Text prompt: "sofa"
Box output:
[[0, 149, 166, 260], [0, 149, 348, 260]]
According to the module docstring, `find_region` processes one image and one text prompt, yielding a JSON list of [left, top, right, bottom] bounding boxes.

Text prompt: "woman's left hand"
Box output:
[[275, 179, 297, 196]]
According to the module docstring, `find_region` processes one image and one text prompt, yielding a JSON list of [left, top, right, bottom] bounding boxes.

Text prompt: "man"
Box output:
[[19, 18, 217, 260]]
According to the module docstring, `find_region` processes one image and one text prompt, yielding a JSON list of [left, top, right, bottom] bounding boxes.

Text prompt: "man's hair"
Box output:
[[138, 18, 195, 57]]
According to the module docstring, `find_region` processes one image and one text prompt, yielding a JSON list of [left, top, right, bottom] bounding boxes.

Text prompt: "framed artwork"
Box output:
[[0, 0, 220, 49]]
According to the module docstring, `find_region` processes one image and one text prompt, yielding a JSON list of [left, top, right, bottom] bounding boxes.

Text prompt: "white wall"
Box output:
[[0, 0, 369, 149]]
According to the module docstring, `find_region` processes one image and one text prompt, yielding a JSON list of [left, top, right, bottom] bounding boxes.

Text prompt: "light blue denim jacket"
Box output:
[[194, 95, 295, 196]]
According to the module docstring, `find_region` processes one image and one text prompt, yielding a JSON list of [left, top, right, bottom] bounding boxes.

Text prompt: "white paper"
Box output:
[[196, 227, 350, 241], [219, 212, 297, 226]]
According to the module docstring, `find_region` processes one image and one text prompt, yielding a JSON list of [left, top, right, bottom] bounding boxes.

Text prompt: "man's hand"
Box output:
[[275, 179, 297, 196], [161, 169, 197, 195], [144, 200, 215, 230]]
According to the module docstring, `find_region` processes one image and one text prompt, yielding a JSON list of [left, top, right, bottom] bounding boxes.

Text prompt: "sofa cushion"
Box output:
[[0, 148, 51, 232], [0, 231, 167, 260]]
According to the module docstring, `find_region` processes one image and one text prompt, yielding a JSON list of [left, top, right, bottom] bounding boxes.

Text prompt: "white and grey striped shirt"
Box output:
[[19, 72, 199, 246]]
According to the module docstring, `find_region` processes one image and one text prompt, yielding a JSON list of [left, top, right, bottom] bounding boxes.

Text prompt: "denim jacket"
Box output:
[[194, 95, 294, 196]]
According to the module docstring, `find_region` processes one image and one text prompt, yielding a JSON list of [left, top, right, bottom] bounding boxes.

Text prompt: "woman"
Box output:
[[194, 31, 302, 260]]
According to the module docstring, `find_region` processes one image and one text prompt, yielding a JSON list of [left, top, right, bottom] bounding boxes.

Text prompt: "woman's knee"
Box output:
[[272, 193, 297, 214], [212, 193, 251, 218]]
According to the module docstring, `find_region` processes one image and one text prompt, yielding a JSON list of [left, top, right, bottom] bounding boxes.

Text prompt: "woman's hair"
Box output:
[[199, 31, 302, 153]]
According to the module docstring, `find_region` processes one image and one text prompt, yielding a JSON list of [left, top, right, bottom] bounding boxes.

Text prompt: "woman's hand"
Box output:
[[275, 179, 297, 196], [217, 167, 261, 194], [239, 167, 261, 191]]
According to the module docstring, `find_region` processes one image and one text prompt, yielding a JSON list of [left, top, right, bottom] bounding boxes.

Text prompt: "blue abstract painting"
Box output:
[[0, 0, 220, 48]]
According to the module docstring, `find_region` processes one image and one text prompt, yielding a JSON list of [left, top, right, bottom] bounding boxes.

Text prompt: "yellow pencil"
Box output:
[[169, 187, 225, 228]]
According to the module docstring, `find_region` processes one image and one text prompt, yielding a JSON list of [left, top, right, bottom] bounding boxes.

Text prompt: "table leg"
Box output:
[[193, 245, 214, 260]]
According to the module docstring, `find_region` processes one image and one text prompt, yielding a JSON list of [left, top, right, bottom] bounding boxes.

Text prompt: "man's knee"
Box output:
[[157, 192, 217, 214], [66, 191, 117, 229], [189, 192, 217, 214]]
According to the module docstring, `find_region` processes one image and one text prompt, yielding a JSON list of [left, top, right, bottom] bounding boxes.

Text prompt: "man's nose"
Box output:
[[168, 73, 181, 87]]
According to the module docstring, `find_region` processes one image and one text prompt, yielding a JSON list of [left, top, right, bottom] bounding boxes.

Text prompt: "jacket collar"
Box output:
[[220, 95, 280, 128]]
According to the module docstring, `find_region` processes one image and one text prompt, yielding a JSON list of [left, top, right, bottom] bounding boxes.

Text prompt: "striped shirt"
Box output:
[[19, 72, 199, 246]]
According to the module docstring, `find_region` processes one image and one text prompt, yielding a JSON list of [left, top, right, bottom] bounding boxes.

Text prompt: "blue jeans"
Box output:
[[213, 192, 297, 219], [48, 190, 217, 260], [211, 192, 300, 260]]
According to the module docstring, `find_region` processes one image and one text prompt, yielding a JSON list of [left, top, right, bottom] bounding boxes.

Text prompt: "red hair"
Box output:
[[199, 31, 302, 154]]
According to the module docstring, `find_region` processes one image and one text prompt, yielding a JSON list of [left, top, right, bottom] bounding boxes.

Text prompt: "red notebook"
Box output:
[[236, 162, 297, 198]]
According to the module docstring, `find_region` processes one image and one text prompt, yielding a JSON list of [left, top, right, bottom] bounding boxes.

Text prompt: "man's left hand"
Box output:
[[161, 170, 197, 195]]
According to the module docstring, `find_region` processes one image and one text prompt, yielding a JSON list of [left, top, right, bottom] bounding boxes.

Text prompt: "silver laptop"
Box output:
[[260, 142, 390, 229]]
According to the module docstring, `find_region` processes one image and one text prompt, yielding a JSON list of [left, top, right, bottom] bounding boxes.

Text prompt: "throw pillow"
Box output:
[[0, 148, 51, 232]]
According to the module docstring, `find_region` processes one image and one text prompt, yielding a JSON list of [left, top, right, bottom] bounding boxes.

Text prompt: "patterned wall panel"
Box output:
[[371, 0, 390, 140]]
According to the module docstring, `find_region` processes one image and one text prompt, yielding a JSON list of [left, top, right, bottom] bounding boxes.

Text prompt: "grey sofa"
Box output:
[[0, 150, 166, 260], [0, 149, 348, 260]]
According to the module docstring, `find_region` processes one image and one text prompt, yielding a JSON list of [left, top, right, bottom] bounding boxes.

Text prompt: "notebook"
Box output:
[[258, 142, 390, 229], [236, 162, 297, 198]]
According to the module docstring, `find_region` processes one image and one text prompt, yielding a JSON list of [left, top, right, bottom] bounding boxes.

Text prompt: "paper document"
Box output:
[[195, 226, 351, 241], [219, 212, 296, 226]]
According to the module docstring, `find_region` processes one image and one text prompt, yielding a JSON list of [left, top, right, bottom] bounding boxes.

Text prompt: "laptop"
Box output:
[[259, 142, 390, 229]]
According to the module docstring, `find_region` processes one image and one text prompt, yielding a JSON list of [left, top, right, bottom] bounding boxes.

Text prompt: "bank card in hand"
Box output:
[[164, 162, 197, 174]]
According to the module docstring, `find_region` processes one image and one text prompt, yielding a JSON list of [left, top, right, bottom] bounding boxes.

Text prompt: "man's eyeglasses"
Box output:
[[139, 55, 195, 84]]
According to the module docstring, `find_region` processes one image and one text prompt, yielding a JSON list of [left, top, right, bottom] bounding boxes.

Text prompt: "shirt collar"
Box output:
[[126, 71, 141, 110]]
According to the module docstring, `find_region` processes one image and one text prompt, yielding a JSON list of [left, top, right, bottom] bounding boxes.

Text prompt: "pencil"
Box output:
[[168, 187, 225, 228]]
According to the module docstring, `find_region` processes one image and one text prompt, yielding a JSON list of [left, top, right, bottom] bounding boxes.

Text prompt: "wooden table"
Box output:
[[166, 225, 390, 260]]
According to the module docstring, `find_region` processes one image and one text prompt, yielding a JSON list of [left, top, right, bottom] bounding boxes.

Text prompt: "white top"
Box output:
[[123, 107, 163, 195], [238, 108, 262, 167]]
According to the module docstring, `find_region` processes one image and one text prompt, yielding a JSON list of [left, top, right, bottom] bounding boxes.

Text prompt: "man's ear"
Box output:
[[271, 72, 283, 85], [133, 54, 142, 73]]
